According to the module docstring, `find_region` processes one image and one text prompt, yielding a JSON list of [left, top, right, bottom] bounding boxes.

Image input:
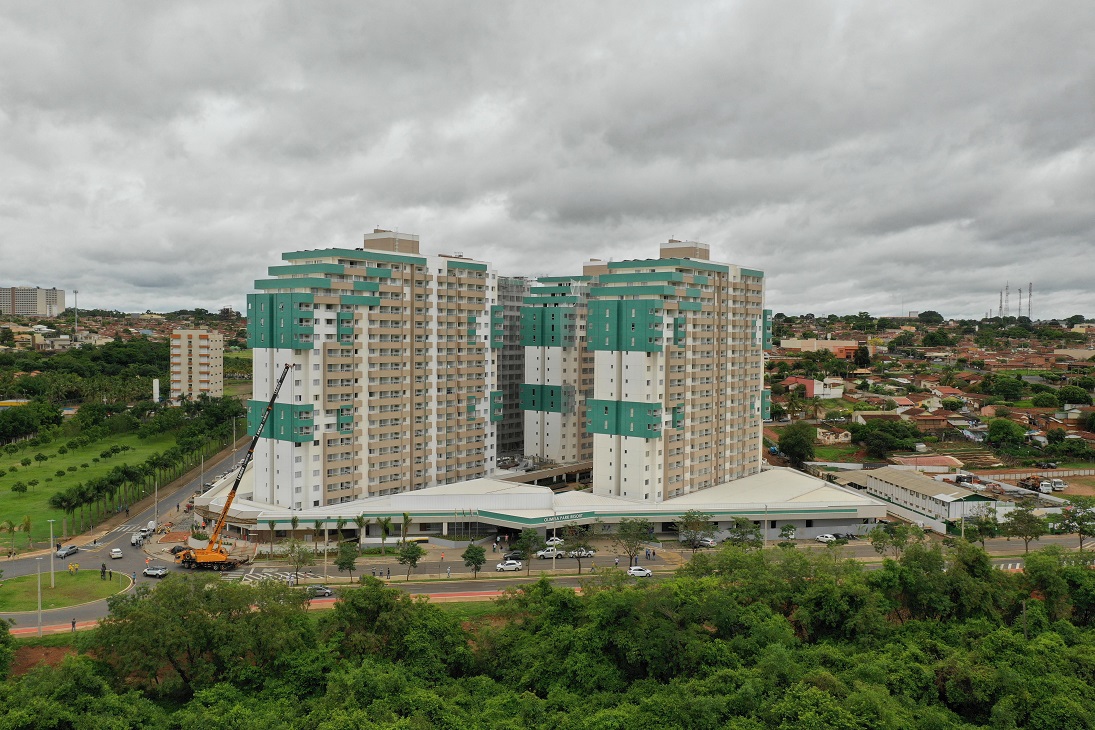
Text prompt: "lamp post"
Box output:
[[763, 505, 769, 550], [47, 519, 56, 588], [154, 478, 159, 529], [36, 558, 43, 637]]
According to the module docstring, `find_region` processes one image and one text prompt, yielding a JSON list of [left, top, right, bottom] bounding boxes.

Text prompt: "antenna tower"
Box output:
[[1028, 283, 1032, 319], [999, 291, 1003, 317], [1018, 287, 1022, 318], [1005, 282, 1010, 317]]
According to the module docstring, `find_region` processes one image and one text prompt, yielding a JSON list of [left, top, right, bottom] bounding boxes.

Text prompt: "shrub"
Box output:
[[55, 470, 66, 478], [66, 466, 77, 473], [11, 483, 26, 493]]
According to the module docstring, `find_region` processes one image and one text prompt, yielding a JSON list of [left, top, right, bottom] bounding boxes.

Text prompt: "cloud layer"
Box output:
[[1, 1, 1092, 319]]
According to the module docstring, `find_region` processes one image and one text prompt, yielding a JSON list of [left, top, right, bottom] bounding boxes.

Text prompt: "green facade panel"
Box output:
[[490, 391, 504, 422], [588, 284, 676, 298], [365, 267, 392, 278], [678, 301, 703, 311], [762, 309, 773, 351], [447, 260, 488, 272], [740, 268, 765, 279], [254, 277, 332, 290], [282, 248, 426, 266], [520, 306, 574, 347], [586, 399, 663, 439], [519, 384, 570, 413], [490, 305, 504, 349], [248, 401, 315, 443], [673, 316, 686, 346], [761, 389, 771, 420], [352, 281, 380, 292], [606, 257, 729, 274], [247, 293, 315, 350], [587, 299, 663, 352], [597, 272, 685, 284], [267, 263, 344, 277]]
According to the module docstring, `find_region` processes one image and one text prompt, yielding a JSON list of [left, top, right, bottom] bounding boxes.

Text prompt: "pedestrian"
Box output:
[[645, 548, 650, 560], [386, 567, 390, 579], [71, 618, 76, 633], [371, 568, 375, 577], [492, 543, 496, 552], [176, 503, 180, 512], [108, 568, 112, 580], [125, 507, 129, 518], [652, 549, 656, 559], [446, 567, 451, 578], [614, 557, 620, 568], [131, 571, 136, 583]]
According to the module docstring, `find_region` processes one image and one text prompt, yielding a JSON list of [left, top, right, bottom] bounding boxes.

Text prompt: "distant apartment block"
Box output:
[[496, 276, 529, 457], [170, 329, 224, 402], [0, 286, 66, 317]]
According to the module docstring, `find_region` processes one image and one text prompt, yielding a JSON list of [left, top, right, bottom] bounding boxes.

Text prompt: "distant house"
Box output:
[[780, 376, 845, 399], [816, 424, 852, 445]]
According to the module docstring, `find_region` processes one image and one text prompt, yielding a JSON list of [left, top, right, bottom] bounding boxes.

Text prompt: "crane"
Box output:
[[176, 362, 292, 570]]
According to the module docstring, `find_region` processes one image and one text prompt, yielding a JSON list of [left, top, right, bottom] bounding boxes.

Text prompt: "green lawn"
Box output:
[[224, 349, 253, 360], [813, 445, 861, 462], [0, 569, 127, 612], [0, 432, 177, 546], [435, 600, 502, 621]]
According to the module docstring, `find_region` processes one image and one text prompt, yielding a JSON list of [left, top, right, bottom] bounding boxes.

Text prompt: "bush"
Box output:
[[66, 466, 77, 472], [11, 482, 26, 493], [55, 470, 66, 478]]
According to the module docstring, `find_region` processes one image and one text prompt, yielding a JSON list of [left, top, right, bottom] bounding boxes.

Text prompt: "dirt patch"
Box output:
[[1061, 476, 1095, 496], [9, 646, 75, 677], [159, 531, 189, 543]]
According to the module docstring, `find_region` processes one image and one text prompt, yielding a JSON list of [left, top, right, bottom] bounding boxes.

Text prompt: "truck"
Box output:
[[1018, 476, 1054, 494], [175, 362, 291, 571], [1051, 478, 1068, 491]]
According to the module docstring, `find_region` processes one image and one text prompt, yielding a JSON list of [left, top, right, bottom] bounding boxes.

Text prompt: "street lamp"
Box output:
[[36, 558, 43, 637], [47, 519, 55, 588]]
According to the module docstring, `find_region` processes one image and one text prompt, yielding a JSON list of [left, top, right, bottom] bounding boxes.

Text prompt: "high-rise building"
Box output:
[[581, 240, 769, 502], [169, 329, 224, 402], [519, 271, 597, 465], [247, 230, 498, 508], [0, 286, 66, 317], [496, 276, 529, 457]]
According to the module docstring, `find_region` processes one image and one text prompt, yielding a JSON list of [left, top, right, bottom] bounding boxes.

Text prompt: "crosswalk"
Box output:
[[111, 524, 145, 533], [222, 568, 324, 584]]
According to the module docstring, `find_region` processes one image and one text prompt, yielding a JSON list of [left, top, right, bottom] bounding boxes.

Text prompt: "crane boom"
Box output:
[[178, 362, 292, 570]]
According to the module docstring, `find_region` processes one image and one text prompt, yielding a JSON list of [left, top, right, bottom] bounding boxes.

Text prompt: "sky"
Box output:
[[1, 2, 1093, 320]]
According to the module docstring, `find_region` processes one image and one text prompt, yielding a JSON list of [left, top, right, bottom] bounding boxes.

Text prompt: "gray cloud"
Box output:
[[0, 1, 1093, 320]]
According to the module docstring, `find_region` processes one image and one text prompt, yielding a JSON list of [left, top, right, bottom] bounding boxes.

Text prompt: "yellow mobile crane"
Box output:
[[176, 362, 291, 571]]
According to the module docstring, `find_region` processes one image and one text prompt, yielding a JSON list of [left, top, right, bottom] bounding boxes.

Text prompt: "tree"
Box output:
[[964, 505, 1000, 548], [1047, 427, 1067, 444], [20, 515, 31, 548], [778, 422, 816, 468], [769, 402, 787, 421], [461, 544, 486, 578], [612, 518, 652, 567], [1032, 392, 1060, 408], [993, 377, 1025, 402], [290, 515, 300, 541], [723, 516, 763, 550], [853, 346, 872, 369], [397, 541, 426, 580], [1003, 500, 1048, 553], [353, 514, 370, 546], [561, 522, 596, 574], [868, 522, 924, 559], [674, 509, 715, 553], [778, 523, 797, 547], [1058, 385, 1093, 406], [986, 418, 1027, 446], [312, 520, 323, 554], [917, 310, 944, 324], [334, 541, 358, 581], [335, 517, 347, 542], [266, 519, 277, 559], [514, 528, 545, 575], [0, 519, 15, 558], [285, 539, 315, 585], [377, 516, 393, 555], [400, 512, 412, 544], [1061, 496, 1095, 551]]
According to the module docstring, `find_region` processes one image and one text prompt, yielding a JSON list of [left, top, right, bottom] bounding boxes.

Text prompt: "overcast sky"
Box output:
[[1, 2, 1092, 320]]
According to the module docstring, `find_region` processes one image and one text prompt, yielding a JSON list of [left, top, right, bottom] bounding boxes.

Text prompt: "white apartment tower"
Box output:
[[584, 241, 770, 502], [169, 329, 224, 402], [247, 230, 498, 508], [0, 286, 65, 317]]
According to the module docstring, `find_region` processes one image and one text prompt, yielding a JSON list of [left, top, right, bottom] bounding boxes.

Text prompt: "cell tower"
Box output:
[[1028, 282, 1032, 320], [1018, 287, 1022, 317], [1005, 282, 1010, 317], [999, 290, 1003, 317]]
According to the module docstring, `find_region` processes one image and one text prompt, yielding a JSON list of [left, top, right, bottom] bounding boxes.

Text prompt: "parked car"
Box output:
[[307, 585, 333, 597], [627, 566, 653, 577], [55, 545, 79, 558], [815, 534, 837, 543], [496, 560, 523, 572], [130, 534, 143, 547], [109, 548, 123, 559], [697, 537, 718, 548], [567, 547, 596, 559], [1037, 461, 1058, 469], [143, 566, 168, 578], [536, 547, 565, 559], [502, 551, 525, 562], [545, 536, 565, 546]]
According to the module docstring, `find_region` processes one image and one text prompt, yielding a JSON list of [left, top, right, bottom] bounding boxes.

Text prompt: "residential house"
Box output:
[[816, 424, 852, 445]]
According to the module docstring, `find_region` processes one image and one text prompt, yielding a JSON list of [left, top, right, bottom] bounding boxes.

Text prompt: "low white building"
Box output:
[[863, 466, 1004, 533]]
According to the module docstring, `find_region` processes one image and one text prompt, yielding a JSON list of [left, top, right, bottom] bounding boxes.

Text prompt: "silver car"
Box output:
[[495, 560, 523, 572]]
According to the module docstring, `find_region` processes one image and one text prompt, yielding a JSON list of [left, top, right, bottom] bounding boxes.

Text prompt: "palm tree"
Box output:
[[377, 516, 393, 555], [291, 515, 300, 541], [400, 512, 412, 544], [1, 519, 15, 558], [335, 518, 347, 543], [267, 519, 277, 559], [353, 514, 370, 547], [21, 515, 32, 548], [312, 520, 323, 554]]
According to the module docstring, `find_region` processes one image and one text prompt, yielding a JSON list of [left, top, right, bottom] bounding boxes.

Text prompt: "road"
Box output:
[[1, 442, 249, 633]]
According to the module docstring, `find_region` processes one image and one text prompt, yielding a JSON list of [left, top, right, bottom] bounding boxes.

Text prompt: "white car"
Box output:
[[698, 537, 718, 548], [545, 536, 564, 546], [627, 566, 652, 577], [567, 547, 596, 559], [495, 560, 523, 572], [815, 534, 837, 543], [109, 548, 123, 559]]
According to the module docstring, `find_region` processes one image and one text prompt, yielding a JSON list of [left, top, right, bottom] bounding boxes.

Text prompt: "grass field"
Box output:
[[813, 445, 862, 462], [0, 569, 126, 612], [0, 431, 177, 546], [224, 349, 253, 360]]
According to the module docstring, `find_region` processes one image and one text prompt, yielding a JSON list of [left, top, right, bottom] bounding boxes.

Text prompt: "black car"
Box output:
[[503, 551, 525, 562]]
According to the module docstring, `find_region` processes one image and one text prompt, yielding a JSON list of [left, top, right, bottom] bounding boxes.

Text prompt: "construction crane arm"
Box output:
[[207, 362, 292, 552]]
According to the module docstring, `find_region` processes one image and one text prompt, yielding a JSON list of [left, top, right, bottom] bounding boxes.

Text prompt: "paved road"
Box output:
[[1, 442, 249, 634]]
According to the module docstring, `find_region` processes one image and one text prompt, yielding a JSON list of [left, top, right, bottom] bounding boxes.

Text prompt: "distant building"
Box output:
[[170, 329, 224, 402], [496, 276, 530, 457], [0, 286, 65, 317]]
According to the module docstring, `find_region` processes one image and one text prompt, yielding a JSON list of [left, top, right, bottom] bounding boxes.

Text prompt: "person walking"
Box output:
[[386, 567, 390, 580], [71, 618, 76, 633], [614, 557, 620, 568], [446, 567, 451, 578]]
